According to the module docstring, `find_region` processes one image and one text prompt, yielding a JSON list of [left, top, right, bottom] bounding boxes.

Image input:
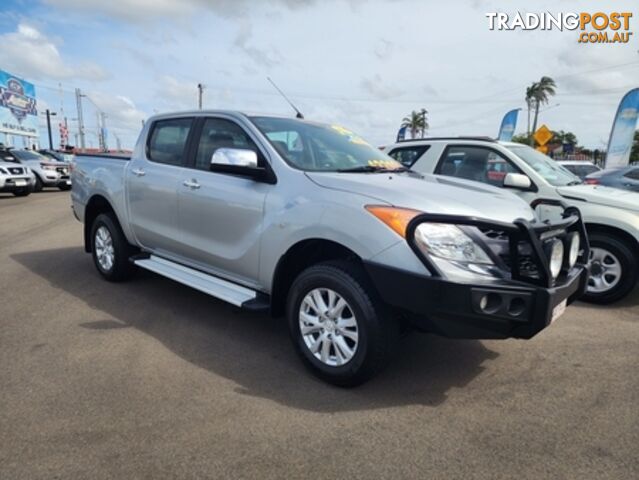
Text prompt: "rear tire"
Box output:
[[90, 213, 136, 282], [582, 232, 637, 304], [287, 261, 399, 387]]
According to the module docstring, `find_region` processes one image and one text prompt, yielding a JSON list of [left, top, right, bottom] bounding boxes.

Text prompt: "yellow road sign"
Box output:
[[533, 125, 553, 146]]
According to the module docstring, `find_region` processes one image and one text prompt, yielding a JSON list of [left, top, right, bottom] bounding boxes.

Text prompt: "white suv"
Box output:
[[386, 138, 639, 304]]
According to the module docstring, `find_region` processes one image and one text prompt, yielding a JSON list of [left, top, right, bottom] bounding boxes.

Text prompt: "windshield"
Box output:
[[250, 116, 403, 172], [506, 145, 581, 186], [12, 150, 48, 162]]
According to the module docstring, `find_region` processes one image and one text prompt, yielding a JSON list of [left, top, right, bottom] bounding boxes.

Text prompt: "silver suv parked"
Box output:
[[0, 160, 35, 196], [2, 149, 72, 191], [72, 111, 589, 385]]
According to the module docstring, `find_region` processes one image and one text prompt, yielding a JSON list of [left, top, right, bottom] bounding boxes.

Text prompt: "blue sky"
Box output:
[[0, 0, 637, 149]]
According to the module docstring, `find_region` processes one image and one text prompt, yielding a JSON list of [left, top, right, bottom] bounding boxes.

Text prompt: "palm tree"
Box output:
[[401, 109, 428, 139], [530, 76, 557, 142], [525, 84, 536, 136]]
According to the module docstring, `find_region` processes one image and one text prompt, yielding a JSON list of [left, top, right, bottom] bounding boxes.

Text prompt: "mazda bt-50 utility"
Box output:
[[72, 112, 589, 385]]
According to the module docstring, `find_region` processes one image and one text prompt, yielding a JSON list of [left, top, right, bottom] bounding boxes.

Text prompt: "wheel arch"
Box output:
[[585, 222, 639, 252], [270, 238, 366, 317], [84, 195, 120, 252]]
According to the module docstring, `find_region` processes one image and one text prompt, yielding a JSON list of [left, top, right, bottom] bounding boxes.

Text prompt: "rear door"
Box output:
[[126, 117, 194, 256], [175, 116, 271, 286]]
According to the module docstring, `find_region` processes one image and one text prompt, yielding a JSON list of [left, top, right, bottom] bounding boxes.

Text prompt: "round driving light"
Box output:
[[567, 232, 580, 268], [549, 239, 564, 279]]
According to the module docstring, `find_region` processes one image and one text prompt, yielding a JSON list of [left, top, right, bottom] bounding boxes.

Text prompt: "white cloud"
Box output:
[[85, 91, 146, 131], [0, 23, 108, 81], [360, 74, 401, 100], [233, 21, 282, 68]]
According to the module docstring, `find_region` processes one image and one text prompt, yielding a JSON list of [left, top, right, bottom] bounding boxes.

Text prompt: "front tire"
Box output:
[[58, 184, 71, 191], [90, 213, 136, 282], [33, 175, 43, 192], [287, 261, 399, 387], [582, 232, 638, 304], [13, 188, 31, 197]]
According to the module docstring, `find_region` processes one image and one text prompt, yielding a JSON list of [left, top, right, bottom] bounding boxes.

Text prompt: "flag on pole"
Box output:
[[605, 88, 639, 168]]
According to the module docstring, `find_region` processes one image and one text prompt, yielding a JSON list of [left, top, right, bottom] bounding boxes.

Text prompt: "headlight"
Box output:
[[414, 223, 493, 265], [0, 167, 6, 174], [566, 232, 580, 268], [548, 239, 564, 279]]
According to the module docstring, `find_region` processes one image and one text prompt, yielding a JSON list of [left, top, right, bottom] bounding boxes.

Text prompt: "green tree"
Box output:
[[552, 130, 578, 146], [512, 133, 532, 145], [526, 76, 557, 145], [401, 109, 429, 139]]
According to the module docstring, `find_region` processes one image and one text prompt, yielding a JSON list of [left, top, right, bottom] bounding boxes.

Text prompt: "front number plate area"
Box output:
[[551, 299, 567, 323]]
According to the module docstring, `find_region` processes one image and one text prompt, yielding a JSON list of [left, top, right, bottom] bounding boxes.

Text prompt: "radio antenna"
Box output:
[[267, 77, 304, 119]]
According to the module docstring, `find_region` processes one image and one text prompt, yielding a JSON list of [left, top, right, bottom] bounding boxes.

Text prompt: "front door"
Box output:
[[176, 117, 271, 286]]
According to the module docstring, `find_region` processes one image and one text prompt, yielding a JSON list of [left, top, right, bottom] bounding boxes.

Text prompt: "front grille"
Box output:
[[8, 167, 23, 175], [479, 228, 509, 241], [501, 253, 541, 279]]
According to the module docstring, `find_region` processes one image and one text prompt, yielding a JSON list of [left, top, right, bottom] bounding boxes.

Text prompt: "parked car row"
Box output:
[[0, 148, 72, 197]]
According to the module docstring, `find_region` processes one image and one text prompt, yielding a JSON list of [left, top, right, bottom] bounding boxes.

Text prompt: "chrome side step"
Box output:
[[134, 255, 257, 307]]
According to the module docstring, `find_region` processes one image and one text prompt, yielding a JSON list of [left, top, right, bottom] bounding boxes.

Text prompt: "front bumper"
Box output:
[[365, 261, 588, 339], [0, 176, 35, 192], [365, 199, 590, 340]]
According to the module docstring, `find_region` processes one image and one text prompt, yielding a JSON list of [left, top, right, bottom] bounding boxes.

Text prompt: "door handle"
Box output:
[[183, 179, 201, 189], [131, 168, 146, 177]]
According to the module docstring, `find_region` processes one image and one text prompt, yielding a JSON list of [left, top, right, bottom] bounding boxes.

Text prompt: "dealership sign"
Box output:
[[0, 70, 38, 138]]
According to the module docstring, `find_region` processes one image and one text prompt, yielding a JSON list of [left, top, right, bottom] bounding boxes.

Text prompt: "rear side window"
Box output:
[[387, 145, 430, 167], [147, 118, 193, 166], [623, 168, 639, 180]]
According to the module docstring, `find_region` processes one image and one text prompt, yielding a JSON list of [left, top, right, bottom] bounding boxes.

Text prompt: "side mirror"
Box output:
[[211, 148, 258, 168], [503, 173, 532, 190], [210, 148, 268, 181]]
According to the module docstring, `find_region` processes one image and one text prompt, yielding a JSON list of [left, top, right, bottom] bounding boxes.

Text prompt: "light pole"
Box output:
[[197, 83, 205, 110], [43, 109, 57, 150]]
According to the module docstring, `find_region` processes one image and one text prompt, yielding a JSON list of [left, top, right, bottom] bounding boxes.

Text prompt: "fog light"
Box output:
[[479, 293, 502, 314], [549, 239, 564, 279], [566, 232, 580, 268]]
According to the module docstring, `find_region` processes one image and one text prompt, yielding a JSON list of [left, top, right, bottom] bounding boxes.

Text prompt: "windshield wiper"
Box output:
[[566, 181, 582, 186], [337, 165, 411, 173]]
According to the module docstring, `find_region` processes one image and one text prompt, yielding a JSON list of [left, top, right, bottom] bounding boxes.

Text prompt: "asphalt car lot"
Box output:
[[1, 192, 638, 479]]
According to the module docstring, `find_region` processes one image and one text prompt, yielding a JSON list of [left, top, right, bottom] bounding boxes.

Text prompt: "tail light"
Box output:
[[584, 178, 600, 185]]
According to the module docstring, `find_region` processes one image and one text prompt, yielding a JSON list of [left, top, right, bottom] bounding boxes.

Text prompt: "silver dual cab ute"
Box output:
[[72, 111, 589, 386]]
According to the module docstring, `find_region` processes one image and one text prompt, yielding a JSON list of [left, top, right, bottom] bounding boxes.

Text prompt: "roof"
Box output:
[[396, 136, 497, 144], [556, 160, 598, 166]]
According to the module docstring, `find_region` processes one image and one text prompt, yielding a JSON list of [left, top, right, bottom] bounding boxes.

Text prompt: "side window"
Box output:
[[436, 146, 518, 187], [195, 118, 260, 171], [147, 118, 193, 166], [387, 146, 430, 167], [623, 168, 639, 180]]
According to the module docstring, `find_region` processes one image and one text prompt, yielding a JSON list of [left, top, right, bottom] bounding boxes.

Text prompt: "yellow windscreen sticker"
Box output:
[[368, 159, 403, 170]]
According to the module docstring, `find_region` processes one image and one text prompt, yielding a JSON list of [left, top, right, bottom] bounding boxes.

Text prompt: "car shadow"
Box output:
[[12, 247, 499, 412]]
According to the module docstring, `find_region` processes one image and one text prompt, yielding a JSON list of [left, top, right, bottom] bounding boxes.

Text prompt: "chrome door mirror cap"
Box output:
[[211, 148, 258, 169], [503, 172, 532, 190]]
